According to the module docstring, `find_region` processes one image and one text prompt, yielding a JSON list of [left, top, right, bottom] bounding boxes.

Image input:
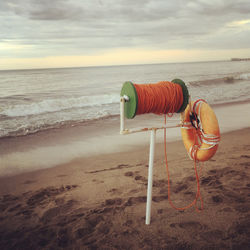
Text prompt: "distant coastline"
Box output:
[[231, 57, 250, 61]]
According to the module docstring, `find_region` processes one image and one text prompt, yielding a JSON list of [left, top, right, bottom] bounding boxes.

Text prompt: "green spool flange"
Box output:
[[120, 81, 138, 119], [171, 78, 189, 113]]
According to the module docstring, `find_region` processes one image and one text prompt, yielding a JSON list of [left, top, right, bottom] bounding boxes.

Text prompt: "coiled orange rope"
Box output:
[[134, 81, 183, 115]]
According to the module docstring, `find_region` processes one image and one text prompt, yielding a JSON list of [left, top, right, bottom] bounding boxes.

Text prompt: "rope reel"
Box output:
[[120, 79, 189, 119]]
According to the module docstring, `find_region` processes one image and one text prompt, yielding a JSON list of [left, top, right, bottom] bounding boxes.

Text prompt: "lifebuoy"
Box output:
[[181, 99, 220, 161]]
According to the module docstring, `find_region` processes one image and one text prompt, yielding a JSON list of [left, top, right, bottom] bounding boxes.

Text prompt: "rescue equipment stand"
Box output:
[[120, 96, 178, 225], [120, 79, 219, 225]]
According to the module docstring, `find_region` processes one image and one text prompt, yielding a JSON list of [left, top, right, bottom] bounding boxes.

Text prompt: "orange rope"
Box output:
[[164, 115, 204, 212], [134, 81, 183, 115], [133, 81, 204, 212]]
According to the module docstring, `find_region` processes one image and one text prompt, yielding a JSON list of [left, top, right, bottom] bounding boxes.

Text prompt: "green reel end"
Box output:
[[120, 81, 138, 119], [171, 78, 189, 113]]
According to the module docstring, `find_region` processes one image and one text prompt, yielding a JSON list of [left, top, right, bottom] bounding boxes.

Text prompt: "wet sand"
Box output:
[[0, 126, 249, 249]]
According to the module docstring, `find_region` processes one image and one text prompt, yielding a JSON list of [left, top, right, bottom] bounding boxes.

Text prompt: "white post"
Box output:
[[120, 97, 125, 134], [145, 128, 156, 225]]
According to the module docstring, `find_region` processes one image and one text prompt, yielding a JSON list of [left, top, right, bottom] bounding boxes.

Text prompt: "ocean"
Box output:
[[1, 60, 250, 139]]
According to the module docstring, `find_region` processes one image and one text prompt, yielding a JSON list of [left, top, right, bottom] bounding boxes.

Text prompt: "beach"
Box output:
[[0, 62, 250, 249], [2, 0, 250, 247], [0, 123, 249, 249]]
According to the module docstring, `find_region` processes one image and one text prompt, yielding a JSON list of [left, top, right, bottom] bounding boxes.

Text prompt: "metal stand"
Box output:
[[120, 96, 179, 225], [145, 129, 156, 225]]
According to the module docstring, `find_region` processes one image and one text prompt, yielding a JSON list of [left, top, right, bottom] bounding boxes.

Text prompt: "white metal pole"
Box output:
[[145, 128, 156, 225], [120, 97, 125, 134]]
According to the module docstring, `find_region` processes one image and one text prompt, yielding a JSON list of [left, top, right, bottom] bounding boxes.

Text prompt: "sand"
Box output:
[[0, 127, 249, 249]]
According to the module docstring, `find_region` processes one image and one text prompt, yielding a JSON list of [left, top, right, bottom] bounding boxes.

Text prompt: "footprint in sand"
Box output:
[[75, 212, 110, 243], [92, 179, 104, 184], [152, 195, 168, 202], [157, 209, 164, 214], [97, 221, 112, 234], [219, 207, 233, 213], [170, 221, 207, 231], [7, 204, 22, 212], [184, 191, 195, 196], [107, 188, 123, 196], [0, 195, 20, 213], [124, 196, 147, 206], [124, 171, 134, 177], [124, 171, 147, 184], [241, 154, 250, 158], [172, 183, 188, 194], [211, 195, 223, 204], [199, 230, 224, 241], [136, 163, 143, 166], [41, 199, 77, 224], [159, 187, 168, 194], [201, 176, 222, 187], [134, 175, 147, 182], [153, 179, 166, 188], [185, 176, 196, 182], [105, 198, 123, 206], [123, 219, 133, 226], [22, 180, 36, 185], [57, 174, 67, 178], [26, 185, 78, 206], [88, 164, 132, 174], [128, 188, 141, 195]]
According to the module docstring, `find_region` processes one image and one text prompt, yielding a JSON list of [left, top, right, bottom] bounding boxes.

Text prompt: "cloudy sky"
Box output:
[[1, 0, 250, 69]]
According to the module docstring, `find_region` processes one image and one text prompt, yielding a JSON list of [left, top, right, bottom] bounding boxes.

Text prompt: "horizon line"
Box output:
[[0, 59, 229, 72]]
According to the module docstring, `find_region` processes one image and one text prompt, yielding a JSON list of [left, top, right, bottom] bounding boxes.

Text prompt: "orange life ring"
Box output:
[[181, 99, 220, 161]]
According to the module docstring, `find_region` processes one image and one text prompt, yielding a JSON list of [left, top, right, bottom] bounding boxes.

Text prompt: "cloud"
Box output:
[[0, 0, 83, 20], [0, 0, 250, 60]]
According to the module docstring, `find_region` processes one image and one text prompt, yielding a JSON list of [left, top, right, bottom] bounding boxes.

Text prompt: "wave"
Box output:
[[189, 73, 250, 87], [0, 94, 119, 118], [0, 113, 120, 139], [234, 72, 250, 80]]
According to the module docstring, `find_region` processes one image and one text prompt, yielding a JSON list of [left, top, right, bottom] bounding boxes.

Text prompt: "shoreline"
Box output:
[[0, 126, 249, 193], [1, 101, 250, 177]]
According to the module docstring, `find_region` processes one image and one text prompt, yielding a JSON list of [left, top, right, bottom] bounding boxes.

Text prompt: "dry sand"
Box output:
[[0, 127, 249, 249]]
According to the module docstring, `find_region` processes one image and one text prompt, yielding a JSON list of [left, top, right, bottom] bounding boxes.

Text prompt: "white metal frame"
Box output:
[[120, 96, 181, 225]]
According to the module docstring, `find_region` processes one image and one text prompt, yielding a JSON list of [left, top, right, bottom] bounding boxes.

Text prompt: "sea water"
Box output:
[[1, 60, 250, 138], [1, 60, 250, 176]]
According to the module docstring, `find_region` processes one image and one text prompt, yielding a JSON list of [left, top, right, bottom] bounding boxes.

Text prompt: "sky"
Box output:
[[0, 0, 250, 70]]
